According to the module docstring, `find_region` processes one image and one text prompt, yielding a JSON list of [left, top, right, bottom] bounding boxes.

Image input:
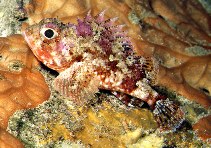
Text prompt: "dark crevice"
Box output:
[[199, 87, 210, 95]]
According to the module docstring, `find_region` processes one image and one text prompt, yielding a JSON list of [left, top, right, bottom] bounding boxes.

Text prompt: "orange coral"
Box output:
[[0, 68, 50, 129], [193, 115, 211, 142], [0, 34, 50, 129], [0, 34, 38, 71], [0, 128, 23, 148], [0, 34, 50, 147]]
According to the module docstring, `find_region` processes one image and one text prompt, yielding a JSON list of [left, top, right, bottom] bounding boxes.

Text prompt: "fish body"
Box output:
[[22, 11, 184, 131]]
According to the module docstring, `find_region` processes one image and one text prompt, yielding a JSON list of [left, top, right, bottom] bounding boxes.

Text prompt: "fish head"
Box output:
[[22, 18, 74, 72]]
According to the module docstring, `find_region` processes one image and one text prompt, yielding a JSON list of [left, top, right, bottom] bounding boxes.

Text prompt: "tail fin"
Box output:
[[153, 99, 185, 132]]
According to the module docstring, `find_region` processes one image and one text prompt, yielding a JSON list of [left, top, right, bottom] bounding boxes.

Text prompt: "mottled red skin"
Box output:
[[22, 12, 184, 131], [22, 12, 159, 106]]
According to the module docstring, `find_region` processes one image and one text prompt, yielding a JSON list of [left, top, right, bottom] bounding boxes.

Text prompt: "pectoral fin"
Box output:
[[53, 62, 100, 105]]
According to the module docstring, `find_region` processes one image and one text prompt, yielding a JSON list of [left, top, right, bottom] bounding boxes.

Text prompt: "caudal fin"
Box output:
[[153, 99, 185, 132]]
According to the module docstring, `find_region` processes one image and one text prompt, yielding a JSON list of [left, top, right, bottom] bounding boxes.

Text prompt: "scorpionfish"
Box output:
[[22, 11, 184, 131]]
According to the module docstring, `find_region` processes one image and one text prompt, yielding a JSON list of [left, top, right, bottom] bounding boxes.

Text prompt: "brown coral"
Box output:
[[124, 0, 211, 108], [150, 0, 211, 46], [126, 0, 211, 48], [157, 55, 211, 109]]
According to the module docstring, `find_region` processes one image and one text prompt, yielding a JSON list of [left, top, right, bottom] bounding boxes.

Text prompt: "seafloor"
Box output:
[[0, 0, 211, 147]]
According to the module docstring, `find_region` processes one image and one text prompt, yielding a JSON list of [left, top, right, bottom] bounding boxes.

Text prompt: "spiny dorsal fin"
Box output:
[[95, 9, 107, 24]]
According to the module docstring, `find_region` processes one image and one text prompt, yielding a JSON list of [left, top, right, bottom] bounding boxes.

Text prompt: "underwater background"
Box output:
[[0, 0, 211, 147]]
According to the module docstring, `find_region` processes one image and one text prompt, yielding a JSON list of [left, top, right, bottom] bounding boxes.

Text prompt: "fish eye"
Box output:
[[40, 28, 58, 39]]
